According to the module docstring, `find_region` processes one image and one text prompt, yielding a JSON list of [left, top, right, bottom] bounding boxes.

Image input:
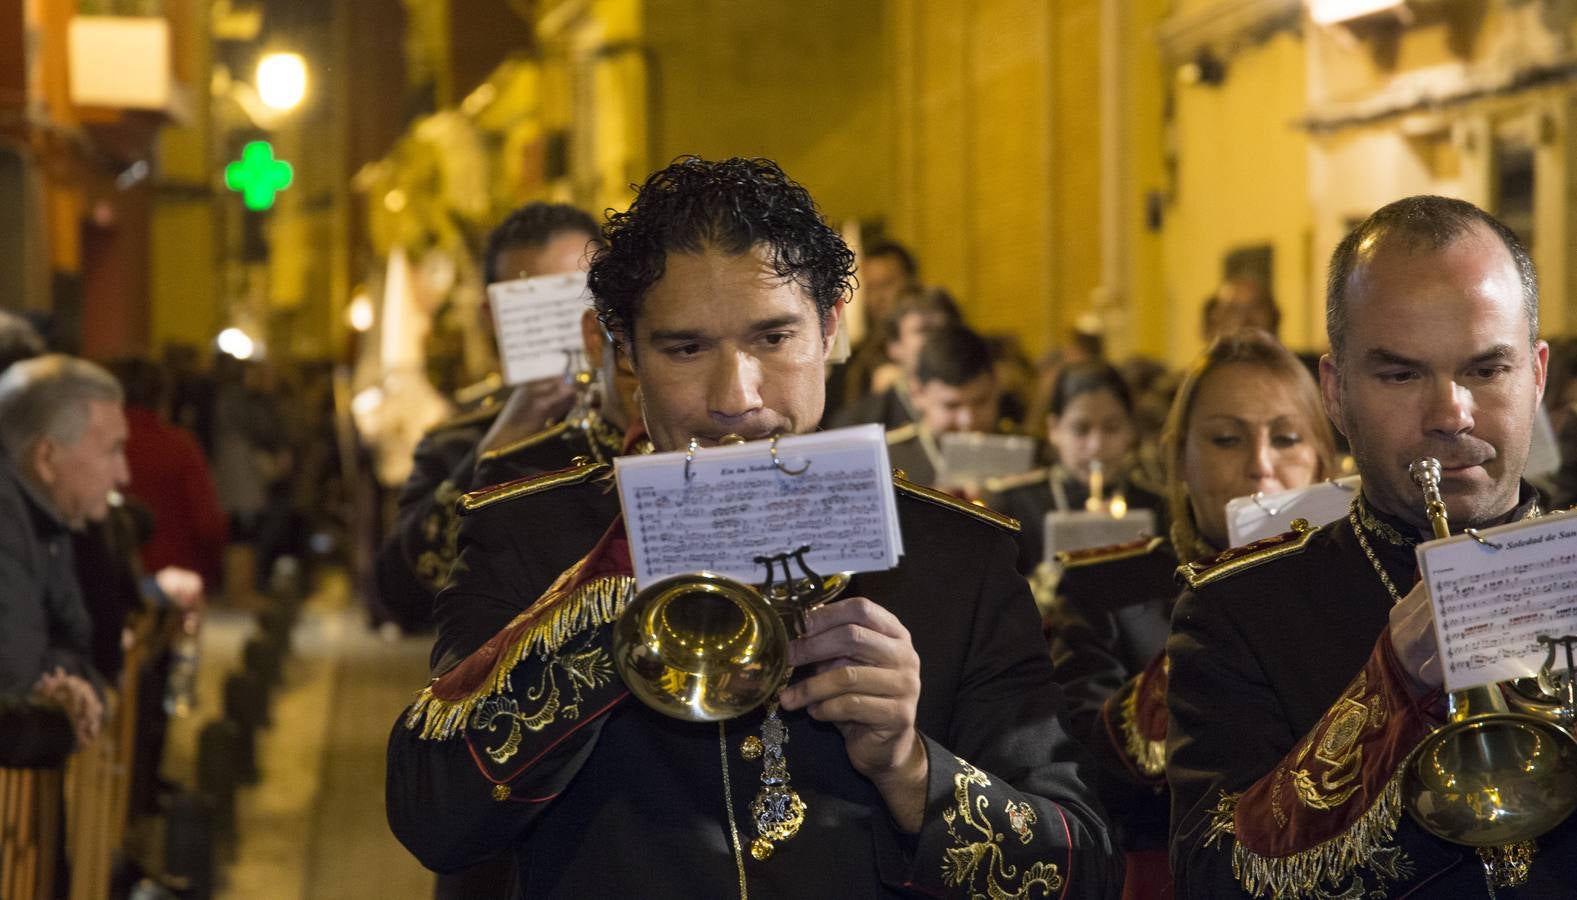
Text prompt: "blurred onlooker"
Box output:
[[1200, 275, 1280, 343], [1535, 336, 1577, 508], [111, 358, 228, 587], [0, 309, 46, 374], [987, 333, 1035, 427], [886, 324, 999, 487], [164, 342, 217, 454], [830, 286, 960, 429], [826, 241, 922, 422], [0, 355, 128, 747]]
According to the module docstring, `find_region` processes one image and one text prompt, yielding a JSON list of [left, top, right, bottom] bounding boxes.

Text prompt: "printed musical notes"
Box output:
[[1418, 510, 1577, 692], [487, 272, 592, 384], [614, 425, 904, 588]]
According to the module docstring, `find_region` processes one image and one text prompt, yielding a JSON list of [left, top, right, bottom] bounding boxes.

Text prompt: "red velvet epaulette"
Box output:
[[1176, 520, 1315, 589], [1204, 635, 1438, 897], [1057, 535, 1165, 570]]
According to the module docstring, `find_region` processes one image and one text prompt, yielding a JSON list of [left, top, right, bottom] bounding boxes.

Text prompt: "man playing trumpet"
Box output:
[[1167, 195, 1575, 897], [386, 156, 1120, 898]]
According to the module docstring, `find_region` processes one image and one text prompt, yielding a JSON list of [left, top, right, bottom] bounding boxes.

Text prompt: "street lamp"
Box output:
[[256, 51, 307, 111]]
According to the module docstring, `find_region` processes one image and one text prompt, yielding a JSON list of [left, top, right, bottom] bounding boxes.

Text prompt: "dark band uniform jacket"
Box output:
[[386, 462, 1122, 898], [373, 394, 621, 631], [985, 466, 1167, 577], [1166, 488, 1577, 898], [1048, 539, 1177, 854]]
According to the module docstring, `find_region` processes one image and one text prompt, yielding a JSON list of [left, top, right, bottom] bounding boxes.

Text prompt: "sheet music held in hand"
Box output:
[[614, 424, 904, 589], [1417, 508, 1577, 692], [1226, 476, 1359, 547], [486, 271, 592, 384]]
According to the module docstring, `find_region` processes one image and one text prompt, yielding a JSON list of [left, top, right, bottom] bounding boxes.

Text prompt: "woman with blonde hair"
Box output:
[[1045, 329, 1337, 899]]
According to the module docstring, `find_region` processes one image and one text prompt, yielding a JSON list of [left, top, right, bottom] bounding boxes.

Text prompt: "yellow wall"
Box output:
[[149, 0, 219, 354], [1161, 31, 1313, 360], [642, 0, 895, 227]]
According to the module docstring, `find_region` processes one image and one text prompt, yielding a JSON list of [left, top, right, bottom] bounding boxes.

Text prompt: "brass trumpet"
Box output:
[[611, 549, 850, 722], [1402, 457, 1577, 855]]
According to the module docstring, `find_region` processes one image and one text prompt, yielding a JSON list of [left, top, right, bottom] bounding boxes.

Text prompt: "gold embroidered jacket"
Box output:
[[387, 468, 1123, 898], [1165, 488, 1577, 898]]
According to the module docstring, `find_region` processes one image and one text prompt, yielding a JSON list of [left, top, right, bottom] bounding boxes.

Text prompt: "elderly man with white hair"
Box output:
[[0, 354, 131, 751]]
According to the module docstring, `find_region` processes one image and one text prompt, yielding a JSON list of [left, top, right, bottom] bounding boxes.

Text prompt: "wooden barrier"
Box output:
[[0, 766, 63, 900], [2, 608, 168, 900]]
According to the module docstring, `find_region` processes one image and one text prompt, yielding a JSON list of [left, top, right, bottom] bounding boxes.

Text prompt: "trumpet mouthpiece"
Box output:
[[1409, 457, 1441, 490]]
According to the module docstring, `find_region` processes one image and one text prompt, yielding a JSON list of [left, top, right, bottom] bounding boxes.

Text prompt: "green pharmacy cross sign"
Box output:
[[225, 141, 293, 211]]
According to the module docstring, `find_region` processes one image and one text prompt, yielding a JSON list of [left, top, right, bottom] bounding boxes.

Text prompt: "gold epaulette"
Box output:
[[886, 422, 917, 445], [893, 474, 1019, 532], [452, 373, 504, 407], [459, 462, 610, 514], [476, 420, 570, 464], [427, 402, 502, 435], [1056, 535, 1166, 570], [1177, 519, 1314, 590], [983, 467, 1050, 494]]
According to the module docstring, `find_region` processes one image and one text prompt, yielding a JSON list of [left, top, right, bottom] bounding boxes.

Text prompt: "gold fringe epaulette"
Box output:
[[1205, 766, 1408, 899], [1057, 535, 1166, 571], [427, 402, 503, 435], [983, 467, 1051, 494], [403, 574, 635, 740], [476, 420, 571, 463], [1177, 519, 1314, 590], [459, 462, 610, 514], [1118, 678, 1166, 779], [894, 475, 1019, 532], [886, 422, 918, 445]]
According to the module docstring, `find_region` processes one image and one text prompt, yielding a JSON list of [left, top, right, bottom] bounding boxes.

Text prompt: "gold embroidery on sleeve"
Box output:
[[1117, 674, 1167, 779], [414, 479, 464, 590], [467, 645, 616, 764], [939, 757, 1064, 898]]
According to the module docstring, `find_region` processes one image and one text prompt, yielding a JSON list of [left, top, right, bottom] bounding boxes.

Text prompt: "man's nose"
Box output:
[[708, 350, 764, 421], [1424, 378, 1474, 437]]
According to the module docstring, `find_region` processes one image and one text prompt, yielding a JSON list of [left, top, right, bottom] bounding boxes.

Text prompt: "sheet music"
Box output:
[[937, 433, 1037, 490], [615, 425, 903, 588], [1225, 476, 1359, 547], [486, 272, 591, 384], [1045, 509, 1157, 562], [1418, 509, 1577, 691]]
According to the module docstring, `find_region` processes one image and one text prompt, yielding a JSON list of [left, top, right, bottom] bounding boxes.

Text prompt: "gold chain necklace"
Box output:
[[1349, 503, 1404, 605]]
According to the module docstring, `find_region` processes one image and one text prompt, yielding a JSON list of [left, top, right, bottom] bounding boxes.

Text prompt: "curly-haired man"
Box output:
[[387, 157, 1119, 898]]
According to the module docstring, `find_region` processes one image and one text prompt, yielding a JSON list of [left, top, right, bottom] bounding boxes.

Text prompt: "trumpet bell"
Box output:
[[612, 572, 789, 722], [1403, 706, 1577, 846]]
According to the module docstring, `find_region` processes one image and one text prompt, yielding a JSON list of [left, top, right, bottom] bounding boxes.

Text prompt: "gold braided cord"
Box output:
[[1117, 679, 1166, 779], [719, 722, 749, 899], [1203, 764, 1407, 899], [404, 575, 635, 740]]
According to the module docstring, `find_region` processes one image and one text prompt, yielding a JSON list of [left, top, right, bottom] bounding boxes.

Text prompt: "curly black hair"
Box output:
[[587, 156, 856, 345], [483, 202, 603, 284]]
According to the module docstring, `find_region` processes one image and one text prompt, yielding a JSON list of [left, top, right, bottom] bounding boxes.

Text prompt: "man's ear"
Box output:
[[28, 438, 56, 487], [1533, 338, 1550, 405], [820, 302, 843, 358], [1318, 353, 1348, 437], [580, 309, 605, 368]]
